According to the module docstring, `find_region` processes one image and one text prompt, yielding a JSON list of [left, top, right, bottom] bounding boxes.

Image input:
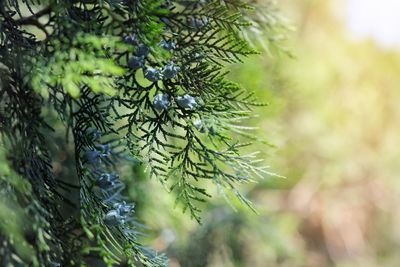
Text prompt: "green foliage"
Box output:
[[0, 0, 286, 266], [0, 148, 36, 264], [31, 34, 127, 98]]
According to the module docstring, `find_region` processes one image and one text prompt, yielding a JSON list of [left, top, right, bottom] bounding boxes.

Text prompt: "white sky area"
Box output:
[[345, 0, 400, 48]]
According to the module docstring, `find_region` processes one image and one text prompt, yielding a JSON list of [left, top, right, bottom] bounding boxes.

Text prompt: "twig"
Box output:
[[14, 6, 52, 39], [14, 6, 52, 25]]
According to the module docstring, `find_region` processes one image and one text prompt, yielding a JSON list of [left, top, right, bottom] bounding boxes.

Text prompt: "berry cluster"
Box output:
[[83, 128, 135, 227], [124, 34, 201, 115], [153, 93, 198, 111], [126, 34, 180, 82]]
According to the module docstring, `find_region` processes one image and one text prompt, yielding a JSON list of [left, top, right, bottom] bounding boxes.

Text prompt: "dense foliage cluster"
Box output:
[[0, 0, 284, 266]]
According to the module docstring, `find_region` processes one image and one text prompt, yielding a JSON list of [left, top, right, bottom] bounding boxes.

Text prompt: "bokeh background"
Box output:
[[132, 1, 400, 266]]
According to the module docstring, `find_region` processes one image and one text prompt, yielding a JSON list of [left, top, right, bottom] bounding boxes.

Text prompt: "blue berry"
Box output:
[[124, 34, 137, 45], [95, 144, 111, 156], [86, 128, 102, 140], [128, 56, 145, 70], [192, 52, 205, 62], [177, 94, 198, 110], [144, 67, 163, 82], [104, 210, 125, 226], [162, 62, 180, 79], [193, 119, 205, 132], [113, 201, 134, 216], [104, 201, 134, 226], [85, 149, 103, 164], [136, 44, 150, 57], [153, 93, 170, 111], [96, 173, 119, 189], [160, 40, 176, 51]]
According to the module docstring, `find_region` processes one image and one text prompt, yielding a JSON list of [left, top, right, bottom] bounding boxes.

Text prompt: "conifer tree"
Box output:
[[0, 0, 286, 266]]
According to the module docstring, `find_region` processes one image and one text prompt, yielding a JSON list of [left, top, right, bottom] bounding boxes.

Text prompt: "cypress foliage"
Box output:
[[0, 0, 286, 266]]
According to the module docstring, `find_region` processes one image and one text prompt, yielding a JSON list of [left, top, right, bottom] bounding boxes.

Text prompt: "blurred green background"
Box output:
[[134, 1, 400, 266]]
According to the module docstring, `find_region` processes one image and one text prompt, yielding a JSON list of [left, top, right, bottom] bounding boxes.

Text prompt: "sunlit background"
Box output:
[[137, 0, 400, 266], [345, 0, 400, 48]]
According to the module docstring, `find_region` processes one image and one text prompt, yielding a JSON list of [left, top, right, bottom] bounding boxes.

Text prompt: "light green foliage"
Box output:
[[31, 34, 127, 98]]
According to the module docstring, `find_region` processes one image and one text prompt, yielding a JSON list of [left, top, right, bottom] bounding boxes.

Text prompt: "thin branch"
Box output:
[[13, 6, 52, 39], [14, 6, 52, 25]]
